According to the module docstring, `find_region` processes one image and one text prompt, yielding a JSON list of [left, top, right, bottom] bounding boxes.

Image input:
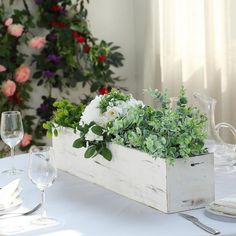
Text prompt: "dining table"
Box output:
[[0, 153, 235, 236]]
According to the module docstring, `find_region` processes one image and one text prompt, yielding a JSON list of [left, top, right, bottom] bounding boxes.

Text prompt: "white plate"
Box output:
[[0, 198, 23, 212], [205, 205, 236, 219]]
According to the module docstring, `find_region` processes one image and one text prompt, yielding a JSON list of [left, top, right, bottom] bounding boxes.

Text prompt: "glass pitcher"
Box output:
[[193, 92, 236, 172]]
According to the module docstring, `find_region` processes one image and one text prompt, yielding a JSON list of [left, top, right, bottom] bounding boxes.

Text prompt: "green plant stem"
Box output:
[[22, 0, 31, 16], [75, 44, 83, 71], [49, 85, 52, 97], [0, 0, 4, 8]]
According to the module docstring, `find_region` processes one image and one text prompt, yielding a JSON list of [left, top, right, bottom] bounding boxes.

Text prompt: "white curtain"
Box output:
[[141, 0, 236, 130]]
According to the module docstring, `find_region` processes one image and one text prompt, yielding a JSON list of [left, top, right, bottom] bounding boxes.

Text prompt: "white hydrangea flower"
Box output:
[[85, 126, 103, 141], [79, 95, 105, 127], [80, 93, 145, 129]]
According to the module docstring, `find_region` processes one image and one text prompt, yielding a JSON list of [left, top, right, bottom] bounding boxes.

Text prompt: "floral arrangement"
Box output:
[[32, 0, 125, 135], [0, 2, 45, 155], [45, 87, 208, 162], [0, 0, 124, 156]]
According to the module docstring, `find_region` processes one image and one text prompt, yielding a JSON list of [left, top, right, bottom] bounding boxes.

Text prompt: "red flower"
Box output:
[[51, 5, 61, 11], [71, 31, 86, 43], [58, 22, 65, 28], [99, 87, 109, 95], [71, 31, 79, 38], [83, 45, 91, 53], [76, 35, 86, 43], [98, 55, 106, 63], [50, 21, 65, 28]]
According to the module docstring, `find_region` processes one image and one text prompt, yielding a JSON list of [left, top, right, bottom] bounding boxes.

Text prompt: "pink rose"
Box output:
[[1, 80, 16, 97], [20, 133, 32, 147], [0, 65, 6, 72], [7, 24, 24, 37], [15, 65, 31, 83], [28, 36, 46, 49], [4, 18, 13, 27]]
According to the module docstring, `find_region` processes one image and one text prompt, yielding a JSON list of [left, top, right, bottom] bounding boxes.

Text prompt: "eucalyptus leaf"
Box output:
[[33, 71, 42, 79], [90, 83, 99, 92], [37, 79, 44, 86]]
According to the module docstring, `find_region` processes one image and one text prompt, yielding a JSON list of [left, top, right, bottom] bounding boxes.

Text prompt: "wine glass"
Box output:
[[28, 146, 58, 225], [1, 111, 24, 175]]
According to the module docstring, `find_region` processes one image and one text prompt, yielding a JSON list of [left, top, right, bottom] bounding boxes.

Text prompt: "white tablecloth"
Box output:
[[0, 154, 235, 236]]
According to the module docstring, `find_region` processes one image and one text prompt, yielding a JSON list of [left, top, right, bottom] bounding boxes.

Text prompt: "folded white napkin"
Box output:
[[209, 194, 236, 215], [0, 179, 22, 210]]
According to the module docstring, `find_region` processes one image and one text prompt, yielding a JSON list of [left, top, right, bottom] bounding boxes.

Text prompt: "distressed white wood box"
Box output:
[[53, 128, 215, 213]]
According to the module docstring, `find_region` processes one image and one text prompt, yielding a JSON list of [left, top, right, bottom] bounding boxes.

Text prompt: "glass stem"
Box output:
[[41, 189, 47, 218], [10, 146, 15, 171]]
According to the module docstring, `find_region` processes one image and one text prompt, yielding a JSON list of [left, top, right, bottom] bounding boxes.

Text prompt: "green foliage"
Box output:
[[43, 99, 85, 136], [99, 88, 129, 113], [73, 137, 85, 148], [91, 125, 103, 136], [99, 147, 112, 161], [73, 121, 113, 161], [52, 87, 208, 163], [108, 88, 207, 161], [144, 88, 170, 109], [84, 145, 97, 158]]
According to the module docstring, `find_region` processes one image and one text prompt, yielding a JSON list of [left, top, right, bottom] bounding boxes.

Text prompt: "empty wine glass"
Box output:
[[28, 146, 58, 225], [1, 111, 24, 175]]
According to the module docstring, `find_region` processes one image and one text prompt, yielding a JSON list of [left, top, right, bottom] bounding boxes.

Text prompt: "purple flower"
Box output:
[[40, 103, 48, 111], [47, 32, 57, 42], [42, 70, 54, 78], [47, 54, 61, 64], [35, 0, 43, 4]]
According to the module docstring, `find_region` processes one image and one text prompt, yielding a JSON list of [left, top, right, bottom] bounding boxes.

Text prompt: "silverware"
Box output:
[[179, 213, 220, 235], [0, 203, 42, 218]]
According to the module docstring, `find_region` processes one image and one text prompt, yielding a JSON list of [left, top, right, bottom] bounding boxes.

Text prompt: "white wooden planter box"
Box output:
[[53, 128, 215, 213]]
